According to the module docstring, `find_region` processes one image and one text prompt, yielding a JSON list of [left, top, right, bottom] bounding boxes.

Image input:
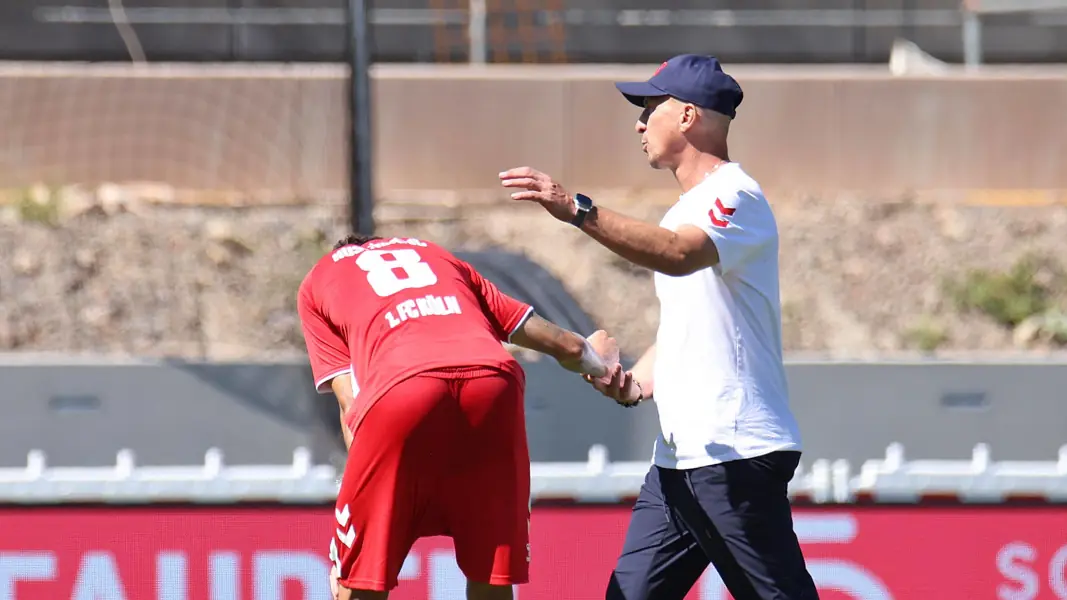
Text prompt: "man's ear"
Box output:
[[678, 103, 699, 133]]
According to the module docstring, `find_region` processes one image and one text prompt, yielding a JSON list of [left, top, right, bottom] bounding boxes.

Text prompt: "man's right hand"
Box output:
[[585, 364, 643, 408]]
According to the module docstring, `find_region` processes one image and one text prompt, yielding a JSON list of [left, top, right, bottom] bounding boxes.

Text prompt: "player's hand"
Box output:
[[585, 365, 642, 408], [586, 329, 620, 382], [498, 167, 576, 223], [586, 329, 616, 356]]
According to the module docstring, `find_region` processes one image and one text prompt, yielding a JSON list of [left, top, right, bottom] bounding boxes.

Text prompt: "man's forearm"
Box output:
[[630, 343, 657, 399], [581, 206, 690, 275], [510, 314, 609, 377]]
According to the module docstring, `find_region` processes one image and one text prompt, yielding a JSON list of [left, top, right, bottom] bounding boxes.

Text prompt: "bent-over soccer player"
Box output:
[[297, 234, 620, 600]]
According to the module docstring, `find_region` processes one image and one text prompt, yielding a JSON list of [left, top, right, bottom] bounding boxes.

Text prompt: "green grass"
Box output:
[[14, 186, 61, 227], [903, 317, 948, 353], [944, 255, 1060, 328]]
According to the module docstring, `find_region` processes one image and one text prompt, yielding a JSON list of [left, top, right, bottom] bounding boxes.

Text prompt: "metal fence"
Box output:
[[5, 1, 1067, 64], [3, 443, 1066, 505]]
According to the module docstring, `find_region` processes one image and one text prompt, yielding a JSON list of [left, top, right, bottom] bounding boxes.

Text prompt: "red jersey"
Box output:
[[297, 237, 532, 434]]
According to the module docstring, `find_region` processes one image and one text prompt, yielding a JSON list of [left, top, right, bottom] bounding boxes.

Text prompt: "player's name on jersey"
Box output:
[[385, 294, 462, 328], [332, 237, 427, 262]]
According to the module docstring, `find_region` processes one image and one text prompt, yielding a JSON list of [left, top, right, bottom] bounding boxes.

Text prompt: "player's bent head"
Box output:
[[334, 234, 383, 250]]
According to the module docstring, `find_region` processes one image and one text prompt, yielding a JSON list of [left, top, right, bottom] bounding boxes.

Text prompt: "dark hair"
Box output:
[[333, 234, 382, 250]]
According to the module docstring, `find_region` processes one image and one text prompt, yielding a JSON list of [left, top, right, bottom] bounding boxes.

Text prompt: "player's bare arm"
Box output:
[[330, 374, 356, 450], [499, 167, 718, 276], [509, 313, 616, 378]]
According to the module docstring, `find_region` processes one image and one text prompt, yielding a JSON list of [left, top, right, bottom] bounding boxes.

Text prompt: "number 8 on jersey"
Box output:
[[357, 249, 439, 297]]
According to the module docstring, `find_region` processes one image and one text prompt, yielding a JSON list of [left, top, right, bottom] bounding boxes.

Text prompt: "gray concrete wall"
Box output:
[[784, 361, 1067, 463], [1, 358, 1064, 468]]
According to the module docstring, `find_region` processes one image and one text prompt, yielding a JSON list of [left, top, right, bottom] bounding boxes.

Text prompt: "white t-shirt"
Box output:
[[650, 162, 802, 470]]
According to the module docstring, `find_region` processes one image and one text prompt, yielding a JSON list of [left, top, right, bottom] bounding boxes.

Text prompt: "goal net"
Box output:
[[0, 0, 568, 204], [0, 60, 350, 205]]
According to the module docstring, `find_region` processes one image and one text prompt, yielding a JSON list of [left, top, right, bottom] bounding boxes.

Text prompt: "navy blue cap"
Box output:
[[615, 54, 744, 119]]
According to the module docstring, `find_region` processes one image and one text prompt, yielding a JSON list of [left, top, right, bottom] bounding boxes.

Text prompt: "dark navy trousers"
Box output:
[[606, 451, 819, 600]]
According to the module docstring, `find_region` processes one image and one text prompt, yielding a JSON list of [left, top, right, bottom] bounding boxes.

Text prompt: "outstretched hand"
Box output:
[[499, 166, 576, 223]]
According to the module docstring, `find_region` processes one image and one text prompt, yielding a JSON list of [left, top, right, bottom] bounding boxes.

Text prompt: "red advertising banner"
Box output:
[[0, 505, 1065, 600]]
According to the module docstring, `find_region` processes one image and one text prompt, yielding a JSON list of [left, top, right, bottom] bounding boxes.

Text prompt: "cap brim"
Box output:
[[614, 81, 668, 107]]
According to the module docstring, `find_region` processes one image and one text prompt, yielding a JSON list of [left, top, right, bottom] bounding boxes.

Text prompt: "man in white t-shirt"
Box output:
[[499, 55, 819, 600]]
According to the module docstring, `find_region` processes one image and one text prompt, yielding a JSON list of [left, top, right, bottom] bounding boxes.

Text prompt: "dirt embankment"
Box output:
[[3, 187, 1066, 360]]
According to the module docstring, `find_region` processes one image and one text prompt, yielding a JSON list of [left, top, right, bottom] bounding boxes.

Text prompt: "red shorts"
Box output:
[[330, 366, 531, 592]]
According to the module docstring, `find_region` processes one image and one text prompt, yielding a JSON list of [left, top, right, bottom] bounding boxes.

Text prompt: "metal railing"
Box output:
[[2, 443, 1066, 505], [32, 4, 1067, 65], [961, 0, 1067, 67]]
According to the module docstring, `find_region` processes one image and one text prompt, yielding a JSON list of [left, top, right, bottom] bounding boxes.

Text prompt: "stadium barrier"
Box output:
[[2, 442, 1065, 505], [3, 444, 1067, 599], [2, 63, 1067, 202]]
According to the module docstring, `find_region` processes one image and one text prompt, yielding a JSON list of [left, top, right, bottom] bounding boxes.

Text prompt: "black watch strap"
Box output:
[[571, 193, 594, 228]]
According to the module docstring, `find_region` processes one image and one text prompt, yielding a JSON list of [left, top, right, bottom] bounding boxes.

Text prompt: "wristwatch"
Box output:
[[571, 193, 594, 228]]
